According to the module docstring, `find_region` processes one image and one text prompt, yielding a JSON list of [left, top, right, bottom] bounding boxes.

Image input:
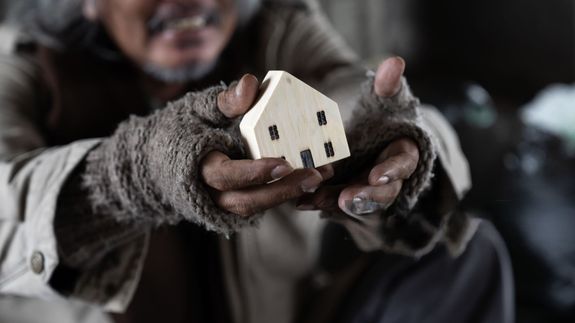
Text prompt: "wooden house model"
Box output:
[[240, 71, 350, 169]]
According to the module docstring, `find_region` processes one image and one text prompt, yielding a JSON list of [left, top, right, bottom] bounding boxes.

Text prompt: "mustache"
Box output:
[[147, 3, 221, 34]]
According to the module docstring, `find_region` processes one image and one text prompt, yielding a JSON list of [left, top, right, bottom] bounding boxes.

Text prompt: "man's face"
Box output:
[[89, 0, 239, 81]]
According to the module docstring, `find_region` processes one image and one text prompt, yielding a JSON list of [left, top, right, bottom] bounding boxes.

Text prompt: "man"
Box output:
[[0, 0, 513, 322]]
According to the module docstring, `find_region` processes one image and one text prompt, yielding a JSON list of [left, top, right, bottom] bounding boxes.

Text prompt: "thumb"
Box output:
[[217, 74, 259, 118], [374, 57, 405, 98]]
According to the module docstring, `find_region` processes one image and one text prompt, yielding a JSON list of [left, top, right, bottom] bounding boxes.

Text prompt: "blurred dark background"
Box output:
[[319, 1, 575, 322], [2, 0, 574, 322]]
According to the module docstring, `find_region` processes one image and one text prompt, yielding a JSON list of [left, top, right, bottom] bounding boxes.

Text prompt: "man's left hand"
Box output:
[[297, 57, 420, 216]]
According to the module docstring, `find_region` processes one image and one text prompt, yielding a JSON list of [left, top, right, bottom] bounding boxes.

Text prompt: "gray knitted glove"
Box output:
[[82, 85, 254, 235], [51, 85, 253, 298], [330, 76, 441, 255]]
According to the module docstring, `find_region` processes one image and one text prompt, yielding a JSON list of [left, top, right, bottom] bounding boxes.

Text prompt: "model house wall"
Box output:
[[240, 71, 350, 169]]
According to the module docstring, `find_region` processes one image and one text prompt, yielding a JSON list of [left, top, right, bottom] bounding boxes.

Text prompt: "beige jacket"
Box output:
[[0, 2, 472, 323]]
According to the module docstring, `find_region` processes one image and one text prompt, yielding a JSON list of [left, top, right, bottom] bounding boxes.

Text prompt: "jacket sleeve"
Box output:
[[0, 36, 147, 312], [259, 3, 476, 256]]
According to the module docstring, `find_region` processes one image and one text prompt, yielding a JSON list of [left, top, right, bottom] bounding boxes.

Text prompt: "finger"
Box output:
[[296, 185, 344, 211], [375, 138, 420, 164], [338, 181, 403, 215], [293, 164, 336, 210], [316, 164, 335, 181], [201, 151, 293, 191], [369, 138, 419, 185], [217, 74, 259, 118], [374, 57, 405, 98], [215, 168, 324, 217], [368, 153, 419, 186]]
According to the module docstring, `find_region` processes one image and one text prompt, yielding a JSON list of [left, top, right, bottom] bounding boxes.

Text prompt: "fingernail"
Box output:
[[393, 56, 406, 68], [300, 174, 322, 193], [376, 57, 405, 97], [376, 175, 390, 185], [349, 194, 388, 215], [235, 79, 244, 97], [271, 165, 293, 180], [296, 204, 316, 210], [352, 195, 368, 213]]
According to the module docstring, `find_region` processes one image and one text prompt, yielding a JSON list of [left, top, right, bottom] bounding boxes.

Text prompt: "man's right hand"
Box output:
[[200, 74, 333, 217]]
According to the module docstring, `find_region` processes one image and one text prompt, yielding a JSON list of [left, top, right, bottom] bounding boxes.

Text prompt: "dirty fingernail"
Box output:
[[349, 194, 388, 215], [376, 175, 390, 185], [352, 195, 368, 213], [271, 165, 293, 180], [300, 174, 322, 193]]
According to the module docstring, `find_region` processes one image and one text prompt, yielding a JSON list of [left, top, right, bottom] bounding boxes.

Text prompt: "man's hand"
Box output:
[[297, 57, 421, 216], [201, 74, 333, 217]]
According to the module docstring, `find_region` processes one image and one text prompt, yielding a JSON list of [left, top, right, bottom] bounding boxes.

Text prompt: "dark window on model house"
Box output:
[[268, 125, 279, 140], [317, 111, 327, 126], [324, 141, 334, 157]]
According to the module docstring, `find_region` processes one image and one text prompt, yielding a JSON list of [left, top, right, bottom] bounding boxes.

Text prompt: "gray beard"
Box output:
[[142, 59, 218, 83], [141, 0, 262, 83]]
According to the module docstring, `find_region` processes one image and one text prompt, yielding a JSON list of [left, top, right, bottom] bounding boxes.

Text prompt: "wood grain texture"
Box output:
[[240, 71, 350, 169]]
